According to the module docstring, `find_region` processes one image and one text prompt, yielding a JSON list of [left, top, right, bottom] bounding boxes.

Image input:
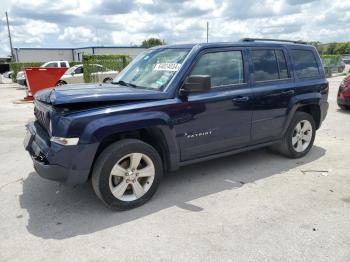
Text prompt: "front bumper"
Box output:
[[337, 96, 350, 106], [24, 121, 98, 185], [17, 78, 27, 86]]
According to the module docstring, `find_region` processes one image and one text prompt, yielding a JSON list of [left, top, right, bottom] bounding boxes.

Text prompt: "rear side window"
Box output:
[[60, 62, 67, 67], [190, 51, 244, 87], [252, 50, 279, 81], [45, 62, 58, 67], [252, 49, 290, 82], [275, 50, 289, 79], [291, 50, 320, 78]]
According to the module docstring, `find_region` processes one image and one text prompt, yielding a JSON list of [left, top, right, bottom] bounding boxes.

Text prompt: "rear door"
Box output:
[[249, 47, 295, 143]]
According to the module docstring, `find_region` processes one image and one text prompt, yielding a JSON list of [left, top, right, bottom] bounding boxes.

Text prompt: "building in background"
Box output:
[[12, 46, 147, 62]]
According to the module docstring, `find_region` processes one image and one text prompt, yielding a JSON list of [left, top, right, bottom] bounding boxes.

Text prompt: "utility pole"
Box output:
[[5, 11, 15, 61], [206, 21, 209, 43]]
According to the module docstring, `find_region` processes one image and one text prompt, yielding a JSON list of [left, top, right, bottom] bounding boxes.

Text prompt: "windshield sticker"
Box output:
[[154, 63, 181, 71]]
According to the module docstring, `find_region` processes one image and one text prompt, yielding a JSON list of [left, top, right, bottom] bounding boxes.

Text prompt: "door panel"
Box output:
[[173, 48, 253, 161], [251, 82, 295, 141], [175, 88, 253, 160], [250, 48, 294, 143]]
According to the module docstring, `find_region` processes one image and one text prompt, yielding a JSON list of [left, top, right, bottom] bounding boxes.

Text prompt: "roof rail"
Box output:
[[240, 38, 308, 45]]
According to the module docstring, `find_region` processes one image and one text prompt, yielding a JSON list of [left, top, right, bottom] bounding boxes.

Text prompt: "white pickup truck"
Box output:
[[16, 61, 70, 86]]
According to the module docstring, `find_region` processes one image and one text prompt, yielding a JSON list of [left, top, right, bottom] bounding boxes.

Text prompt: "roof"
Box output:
[[162, 40, 311, 49], [13, 46, 146, 51]]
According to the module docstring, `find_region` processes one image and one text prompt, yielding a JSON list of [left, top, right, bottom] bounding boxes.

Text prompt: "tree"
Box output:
[[334, 42, 350, 55], [309, 41, 323, 54], [141, 38, 166, 48]]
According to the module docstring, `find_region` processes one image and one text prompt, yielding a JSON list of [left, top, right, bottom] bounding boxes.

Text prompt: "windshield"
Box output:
[[112, 48, 190, 90], [65, 65, 82, 75]]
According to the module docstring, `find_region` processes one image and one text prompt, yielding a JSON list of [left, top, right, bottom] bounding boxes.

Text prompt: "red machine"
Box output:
[[24, 67, 68, 100]]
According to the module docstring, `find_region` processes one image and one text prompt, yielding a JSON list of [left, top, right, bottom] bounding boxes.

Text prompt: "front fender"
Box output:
[[79, 111, 171, 142], [78, 111, 180, 170]]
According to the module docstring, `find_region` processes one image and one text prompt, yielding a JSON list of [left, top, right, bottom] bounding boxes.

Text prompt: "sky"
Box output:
[[0, 0, 349, 57]]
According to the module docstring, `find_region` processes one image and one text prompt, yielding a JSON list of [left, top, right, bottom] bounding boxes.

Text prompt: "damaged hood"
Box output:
[[34, 83, 168, 105]]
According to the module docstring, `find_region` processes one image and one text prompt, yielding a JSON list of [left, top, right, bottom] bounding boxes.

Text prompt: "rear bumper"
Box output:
[[24, 121, 98, 185], [320, 101, 329, 122]]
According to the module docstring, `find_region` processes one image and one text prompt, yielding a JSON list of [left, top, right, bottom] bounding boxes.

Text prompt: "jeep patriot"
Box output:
[[24, 38, 329, 210]]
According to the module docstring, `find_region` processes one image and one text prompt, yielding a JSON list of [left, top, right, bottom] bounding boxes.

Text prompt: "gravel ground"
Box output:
[[0, 77, 349, 262]]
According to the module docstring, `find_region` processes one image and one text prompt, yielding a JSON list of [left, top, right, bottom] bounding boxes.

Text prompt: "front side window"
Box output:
[[189, 51, 244, 87], [113, 48, 190, 90], [74, 66, 83, 74], [291, 49, 320, 78]]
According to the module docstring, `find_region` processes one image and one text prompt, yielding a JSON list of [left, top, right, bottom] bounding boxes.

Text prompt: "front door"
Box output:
[[174, 49, 253, 161]]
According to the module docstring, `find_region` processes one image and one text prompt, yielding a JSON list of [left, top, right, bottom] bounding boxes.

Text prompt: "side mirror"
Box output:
[[71, 72, 75, 76], [180, 75, 211, 95]]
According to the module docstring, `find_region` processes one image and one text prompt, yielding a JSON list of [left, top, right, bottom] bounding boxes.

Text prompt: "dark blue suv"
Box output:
[[24, 38, 329, 210]]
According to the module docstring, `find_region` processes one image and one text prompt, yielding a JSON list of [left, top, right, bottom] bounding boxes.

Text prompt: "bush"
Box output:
[[9, 61, 82, 81], [321, 55, 342, 75], [320, 54, 342, 67], [9, 62, 42, 81], [82, 54, 131, 83]]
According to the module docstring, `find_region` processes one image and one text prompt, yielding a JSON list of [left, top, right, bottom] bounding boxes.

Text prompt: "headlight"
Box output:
[[50, 137, 79, 146]]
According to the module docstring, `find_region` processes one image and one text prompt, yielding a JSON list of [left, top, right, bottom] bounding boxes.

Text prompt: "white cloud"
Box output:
[[58, 26, 99, 43], [0, 0, 349, 56]]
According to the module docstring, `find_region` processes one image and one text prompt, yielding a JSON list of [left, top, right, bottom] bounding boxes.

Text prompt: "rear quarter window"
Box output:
[[291, 49, 320, 79]]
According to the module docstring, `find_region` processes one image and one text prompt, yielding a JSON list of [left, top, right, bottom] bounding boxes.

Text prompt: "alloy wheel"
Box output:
[[109, 153, 155, 201], [292, 120, 313, 152]]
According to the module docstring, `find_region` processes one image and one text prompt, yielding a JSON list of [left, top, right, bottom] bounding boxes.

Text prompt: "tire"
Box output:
[[103, 77, 113, 83], [92, 139, 163, 210], [338, 104, 349, 110], [277, 112, 316, 158], [56, 80, 67, 86]]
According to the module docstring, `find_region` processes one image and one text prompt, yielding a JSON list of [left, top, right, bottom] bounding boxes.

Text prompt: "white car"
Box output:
[[16, 61, 70, 86], [56, 64, 118, 85]]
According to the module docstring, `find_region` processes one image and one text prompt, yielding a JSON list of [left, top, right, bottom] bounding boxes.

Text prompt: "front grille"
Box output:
[[34, 106, 50, 133]]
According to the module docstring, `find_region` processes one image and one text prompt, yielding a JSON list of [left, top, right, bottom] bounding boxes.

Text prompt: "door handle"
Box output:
[[232, 96, 249, 102]]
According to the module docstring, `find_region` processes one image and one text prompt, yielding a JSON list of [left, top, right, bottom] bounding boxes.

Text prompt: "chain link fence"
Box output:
[[82, 55, 132, 83]]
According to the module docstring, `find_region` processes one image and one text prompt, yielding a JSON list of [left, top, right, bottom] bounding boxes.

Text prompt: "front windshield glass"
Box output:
[[112, 48, 190, 90], [65, 65, 81, 75]]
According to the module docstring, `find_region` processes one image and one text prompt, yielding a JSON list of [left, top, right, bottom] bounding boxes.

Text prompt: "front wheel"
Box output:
[[277, 112, 316, 158], [103, 77, 113, 83], [56, 80, 67, 86], [92, 139, 163, 210]]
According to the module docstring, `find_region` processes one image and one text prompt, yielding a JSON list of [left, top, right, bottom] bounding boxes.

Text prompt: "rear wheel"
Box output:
[[277, 112, 316, 158], [92, 139, 163, 210]]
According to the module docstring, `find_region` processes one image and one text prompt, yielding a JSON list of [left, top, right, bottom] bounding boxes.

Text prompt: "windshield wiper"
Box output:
[[112, 80, 137, 88]]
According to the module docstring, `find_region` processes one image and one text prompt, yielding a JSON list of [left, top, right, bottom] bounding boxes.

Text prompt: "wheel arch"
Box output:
[[282, 93, 322, 135], [94, 127, 175, 172]]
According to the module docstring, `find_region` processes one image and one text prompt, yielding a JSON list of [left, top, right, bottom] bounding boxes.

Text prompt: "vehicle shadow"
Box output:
[[20, 146, 326, 240], [336, 108, 350, 115]]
